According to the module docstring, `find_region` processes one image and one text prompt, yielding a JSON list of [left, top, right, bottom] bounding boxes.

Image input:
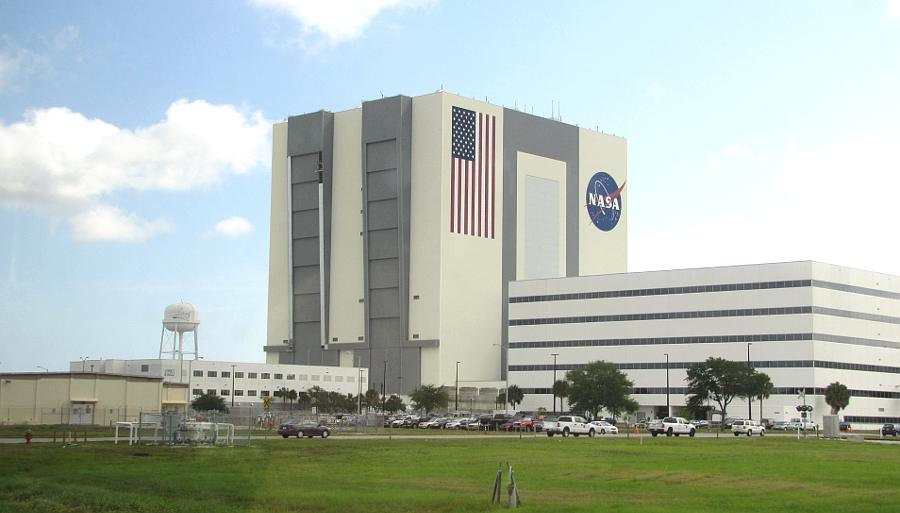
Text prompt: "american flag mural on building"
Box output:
[[450, 106, 496, 238]]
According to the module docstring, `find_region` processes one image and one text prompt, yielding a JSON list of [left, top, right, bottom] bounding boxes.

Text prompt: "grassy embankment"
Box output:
[[2, 437, 898, 513]]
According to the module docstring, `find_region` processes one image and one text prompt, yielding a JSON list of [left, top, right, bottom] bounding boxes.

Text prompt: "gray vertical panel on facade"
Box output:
[[501, 108, 580, 379], [284, 111, 338, 366], [359, 96, 415, 394]]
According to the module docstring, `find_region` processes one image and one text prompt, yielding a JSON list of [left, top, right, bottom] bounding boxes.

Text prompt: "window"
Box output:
[[335, 376, 343, 382], [248, 372, 258, 379], [261, 390, 270, 397], [164, 369, 174, 376], [323, 375, 332, 382], [207, 371, 217, 377], [274, 373, 283, 380], [261, 373, 270, 379], [221, 389, 230, 396], [193, 370, 203, 377], [247, 390, 257, 397], [311, 375, 320, 381], [347, 376, 355, 383], [234, 390, 244, 396], [286, 374, 295, 380], [221, 371, 231, 378], [299, 374, 308, 381], [192, 389, 202, 396], [207, 389, 215, 395], [235, 372, 244, 378], [140, 364, 150, 372]]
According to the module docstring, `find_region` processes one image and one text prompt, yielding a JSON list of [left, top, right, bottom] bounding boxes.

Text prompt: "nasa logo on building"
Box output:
[[585, 171, 625, 232]]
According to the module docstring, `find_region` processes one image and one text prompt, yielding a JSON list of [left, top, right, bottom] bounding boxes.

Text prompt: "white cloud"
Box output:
[[70, 205, 173, 243], [888, 0, 900, 18], [707, 143, 753, 168], [633, 133, 900, 275], [210, 216, 254, 238], [0, 99, 271, 242], [0, 26, 77, 92], [250, 0, 434, 46]]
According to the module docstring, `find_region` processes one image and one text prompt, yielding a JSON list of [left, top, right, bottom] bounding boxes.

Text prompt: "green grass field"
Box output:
[[2, 437, 898, 513]]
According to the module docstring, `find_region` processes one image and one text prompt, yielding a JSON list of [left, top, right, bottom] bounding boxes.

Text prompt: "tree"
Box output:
[[364, 389, 381, 411], [686, 357, 753, 429], [566, 361, 639, 420], [552, 380, 570, 413], [296, 391, 311, 410], [507, 385, 524, 410], [191, 392, 229, 413], [745, 372, 773, 419], [384, 394, 406, 413], [410, 384, 449, 414], [825, 382, 851, 415], [274, 387, 290, 409], [496, 390, 507, 408]]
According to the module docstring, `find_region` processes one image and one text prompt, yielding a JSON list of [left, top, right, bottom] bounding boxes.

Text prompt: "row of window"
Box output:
[[193, 389, 285, 397], [509, 306, 813, 326], [192, 370, 351, 383], [844, 416, 900, 424], [509, 306, 900, 327], [521, 387, 900, 399], [510, 279, 811, 303], [509, 332, 900, 351], [509, 359, 900, 375], [509, 278, 900, 304]]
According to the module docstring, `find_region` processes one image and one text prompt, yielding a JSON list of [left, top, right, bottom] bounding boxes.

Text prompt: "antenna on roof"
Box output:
[[380, 90, 384, 98]]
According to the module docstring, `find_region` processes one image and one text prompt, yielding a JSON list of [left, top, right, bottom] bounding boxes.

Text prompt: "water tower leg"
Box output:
[[159, 326, 166, 359], [178, 332, 184, 360], [194, 327, 199, 360]]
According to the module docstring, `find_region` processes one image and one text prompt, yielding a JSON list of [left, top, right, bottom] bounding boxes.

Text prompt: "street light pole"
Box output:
[[664, 353, 670, 417], [231, 364, 236, 407], [455, 361, 460, 412], [551, 353, 559, 415], [37, 366, 49, 373], [80, 356, 90, 372], [747, 342, 752, 420]]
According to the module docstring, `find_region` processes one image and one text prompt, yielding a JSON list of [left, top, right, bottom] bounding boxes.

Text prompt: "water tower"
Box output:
[[158, 303, 199, 361]]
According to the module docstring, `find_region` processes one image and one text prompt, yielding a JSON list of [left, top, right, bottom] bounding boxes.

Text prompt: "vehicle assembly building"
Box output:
[[265, 91, 627, 395]]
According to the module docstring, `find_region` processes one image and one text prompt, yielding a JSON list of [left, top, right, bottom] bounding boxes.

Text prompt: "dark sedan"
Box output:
[[279, 419, 331, 439], [881, 424, 898, 437]]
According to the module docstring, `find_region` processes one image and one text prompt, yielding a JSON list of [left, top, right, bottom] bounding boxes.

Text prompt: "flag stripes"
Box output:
[[450, 106, 495, 239]]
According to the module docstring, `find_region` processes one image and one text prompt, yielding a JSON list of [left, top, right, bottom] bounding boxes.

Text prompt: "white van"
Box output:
[[732, 419, 765, 436]]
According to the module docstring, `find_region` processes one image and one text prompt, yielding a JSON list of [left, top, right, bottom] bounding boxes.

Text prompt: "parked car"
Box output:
[[444, 418, 469, 429], [722, 418, 741, 429], [590, 420, 619, 435], [545, 415, 595, 437], [690, 420, 710, 429], [648, 417, 696, 437], [839, 421, 851, 432], [760, 418, 774, 430], [535, 416, 556, 433], [881, 424, 898, 436], [772, 421, 789, 430], [732, 419, 765, 437], [278, 419, 330, 439]]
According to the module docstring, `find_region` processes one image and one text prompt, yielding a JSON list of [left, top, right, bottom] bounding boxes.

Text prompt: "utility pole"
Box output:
[[231, 364, 236, 407], [664, 353, 670, 417], [455, 361, 460, 412], [747, 342, 753, 420], [551, 353, 559, 415]]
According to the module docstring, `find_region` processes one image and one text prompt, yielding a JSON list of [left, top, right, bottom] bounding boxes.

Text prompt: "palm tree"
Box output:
[[825, 382, 851, 415], [507, 385, 524, 410], [364, 389, 381, 412], [552, 380, 570, 413]]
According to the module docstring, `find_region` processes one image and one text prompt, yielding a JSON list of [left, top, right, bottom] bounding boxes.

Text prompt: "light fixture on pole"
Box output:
[[37, 365, 49, 373], [664, 353, 670, 417], [455, 361, 461, 412], [747, 342, 752, 420], [551, 353, 559, 415], [79, 356, 90, 372], [231, 364, 236, 407]]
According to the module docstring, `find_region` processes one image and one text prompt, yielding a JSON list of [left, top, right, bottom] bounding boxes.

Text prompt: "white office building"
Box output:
[[508, 261, 900, 429], [70, 358, 367, 406]]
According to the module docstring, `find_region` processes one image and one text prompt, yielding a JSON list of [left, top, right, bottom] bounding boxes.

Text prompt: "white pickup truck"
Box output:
[[544, 415, 596, 437], [648, 416, 696, 437]]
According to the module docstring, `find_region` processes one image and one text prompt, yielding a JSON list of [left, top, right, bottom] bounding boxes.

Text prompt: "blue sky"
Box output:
[[2, 1, 900, 372]]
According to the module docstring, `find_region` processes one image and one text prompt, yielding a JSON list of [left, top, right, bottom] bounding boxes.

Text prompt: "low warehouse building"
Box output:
[[508, 261, 900, 429], [0, 372, 188, 425]]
